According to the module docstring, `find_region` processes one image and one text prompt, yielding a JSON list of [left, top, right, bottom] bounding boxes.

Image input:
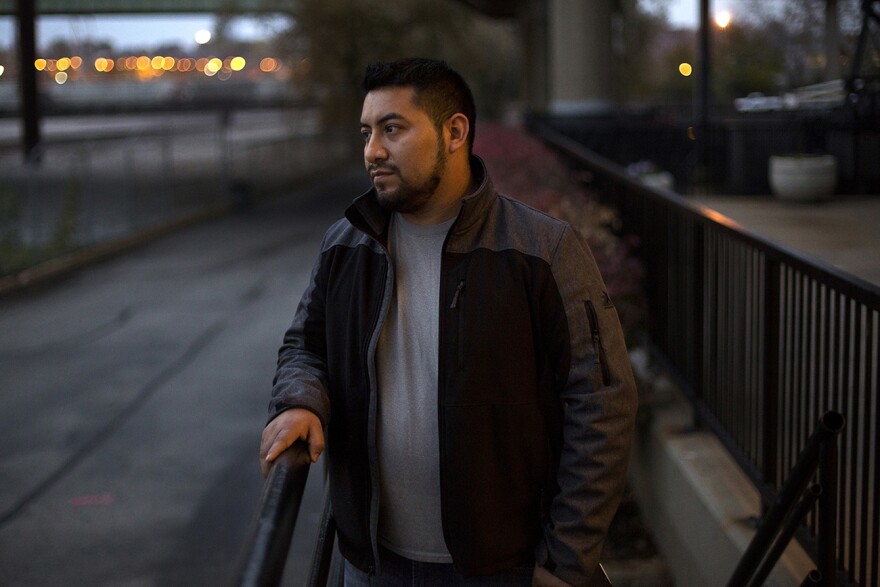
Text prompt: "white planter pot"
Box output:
[[769, 154, 838, 202]]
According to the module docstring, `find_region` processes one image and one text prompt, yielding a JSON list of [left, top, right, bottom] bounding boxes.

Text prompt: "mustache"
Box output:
[[369, 164, 398, 175]]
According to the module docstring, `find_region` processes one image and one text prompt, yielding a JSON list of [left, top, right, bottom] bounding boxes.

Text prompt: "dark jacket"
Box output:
[[269, 158, 637, 586]]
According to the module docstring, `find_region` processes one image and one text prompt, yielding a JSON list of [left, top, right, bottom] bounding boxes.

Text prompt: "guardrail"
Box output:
[[530, 119, 880, 587], [235, 441, 342, 587], [0, 109, 351, 285], [235, 442, 313, 587], [728, 411, 844, 587]]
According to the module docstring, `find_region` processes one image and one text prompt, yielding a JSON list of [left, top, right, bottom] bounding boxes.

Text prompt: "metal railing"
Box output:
[[728, 411, 844, 587], [235, 443, 313, 587], [0, 109, 350, 283], [530, 120, 880, 587], [235, 441, 341, 587]]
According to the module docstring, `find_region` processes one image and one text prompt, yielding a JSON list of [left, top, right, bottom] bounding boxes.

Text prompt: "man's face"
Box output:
[[360, 86, 447, 214]]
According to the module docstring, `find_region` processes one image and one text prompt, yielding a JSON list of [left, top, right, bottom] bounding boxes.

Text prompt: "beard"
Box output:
[[372, 140, 447, 214]]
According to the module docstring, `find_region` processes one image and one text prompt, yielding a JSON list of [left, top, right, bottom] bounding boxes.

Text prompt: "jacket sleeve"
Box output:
[[268, 238, 332, 427], [538, 225, 638, 586]]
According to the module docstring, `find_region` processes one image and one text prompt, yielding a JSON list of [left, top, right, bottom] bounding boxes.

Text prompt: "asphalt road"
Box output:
[[0, 166, 368, 586]]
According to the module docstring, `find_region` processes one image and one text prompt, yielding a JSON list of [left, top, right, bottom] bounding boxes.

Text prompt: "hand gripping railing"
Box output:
[[726, 411, 845, 587], [234, 441, 312, 587]]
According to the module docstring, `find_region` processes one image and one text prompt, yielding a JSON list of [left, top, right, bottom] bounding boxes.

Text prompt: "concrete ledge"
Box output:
[[0, 203, 232, 298], [628, 381, 814, 586]]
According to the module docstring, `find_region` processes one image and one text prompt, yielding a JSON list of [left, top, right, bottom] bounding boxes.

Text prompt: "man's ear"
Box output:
[[446, 113, 470, 154]]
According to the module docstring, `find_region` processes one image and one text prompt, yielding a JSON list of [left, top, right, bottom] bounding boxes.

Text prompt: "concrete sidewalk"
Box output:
[[0, 167, 368, 586], [689, 193, 880, 288]]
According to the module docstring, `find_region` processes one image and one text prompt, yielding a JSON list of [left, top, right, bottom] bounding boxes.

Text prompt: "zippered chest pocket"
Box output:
[[585, 299, 612, 387]]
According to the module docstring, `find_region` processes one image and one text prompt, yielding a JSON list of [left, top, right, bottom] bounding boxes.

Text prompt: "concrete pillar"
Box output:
[[547, 0, 615, 115]]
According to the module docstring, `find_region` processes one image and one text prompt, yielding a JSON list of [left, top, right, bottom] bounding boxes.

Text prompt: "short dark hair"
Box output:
[[363, 58, 476, 153]]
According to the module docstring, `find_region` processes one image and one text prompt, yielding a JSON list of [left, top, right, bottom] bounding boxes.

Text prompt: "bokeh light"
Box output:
[[34, 58, 47, 71], [195, 29, 212, 45], [206, 58, 223, 75], [230, 57, 246, 71], [679, 62, 693, 77], [715, 10, 732, 29], [54, 71, 68, 84]]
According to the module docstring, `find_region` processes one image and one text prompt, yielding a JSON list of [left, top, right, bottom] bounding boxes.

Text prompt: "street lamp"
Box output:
[[715, 10, 732, 29]]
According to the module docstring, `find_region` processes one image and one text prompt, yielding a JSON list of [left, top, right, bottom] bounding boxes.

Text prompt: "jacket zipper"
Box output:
[[365, 255, 391, 574], [585, 300, 612, 386], [450, 279, 465, 370], [450, 280, 465, 309]]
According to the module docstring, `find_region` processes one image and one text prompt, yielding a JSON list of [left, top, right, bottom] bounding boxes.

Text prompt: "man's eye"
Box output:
[[361, 130, 371, 142], [385, 124, 399, 134]]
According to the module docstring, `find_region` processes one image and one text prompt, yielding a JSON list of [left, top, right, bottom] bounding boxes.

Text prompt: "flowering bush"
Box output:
[[474, 123, 646, 336]]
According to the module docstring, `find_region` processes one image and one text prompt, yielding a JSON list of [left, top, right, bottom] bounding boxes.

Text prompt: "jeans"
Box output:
[[343, 547, 534, 587]]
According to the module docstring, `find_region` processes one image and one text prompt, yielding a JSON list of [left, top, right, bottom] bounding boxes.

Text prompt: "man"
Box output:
[[260, 58, 637, 586]]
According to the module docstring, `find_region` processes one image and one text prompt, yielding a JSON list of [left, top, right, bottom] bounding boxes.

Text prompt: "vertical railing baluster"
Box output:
[[693, 219, 705, 418], [763, 257, 781, 503]]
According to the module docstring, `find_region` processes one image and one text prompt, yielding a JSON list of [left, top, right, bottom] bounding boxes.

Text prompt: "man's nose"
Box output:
[[364, 135, 388, 163]]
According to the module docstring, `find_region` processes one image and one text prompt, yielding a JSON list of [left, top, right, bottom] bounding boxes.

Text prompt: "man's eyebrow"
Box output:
[[361, 112, 408, 127]]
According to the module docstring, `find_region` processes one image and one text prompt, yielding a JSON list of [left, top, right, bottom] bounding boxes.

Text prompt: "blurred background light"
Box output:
[[679, 62, 693, 76], [259, 58, 277, 73], [194, 29, 212, 45]]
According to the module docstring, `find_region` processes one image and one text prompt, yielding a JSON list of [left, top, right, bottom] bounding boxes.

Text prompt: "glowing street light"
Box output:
[[679, 62, 693, 77], [195, 29, 212, 45], [715, 10, 732, 29]]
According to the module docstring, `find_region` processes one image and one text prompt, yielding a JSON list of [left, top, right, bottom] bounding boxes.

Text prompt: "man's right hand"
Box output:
[[259, 408, 325, 478]]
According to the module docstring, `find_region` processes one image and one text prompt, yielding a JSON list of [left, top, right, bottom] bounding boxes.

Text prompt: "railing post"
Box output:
[[307, 480, 337, 587], [818, 420, 840, 587], [762, 257, 781, 507], [692, 219, 705, 415], [726, 412, 844, 587]]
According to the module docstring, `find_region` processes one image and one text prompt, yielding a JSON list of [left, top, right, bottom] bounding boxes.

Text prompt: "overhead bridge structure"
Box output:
[[0, 0, 289, 15]]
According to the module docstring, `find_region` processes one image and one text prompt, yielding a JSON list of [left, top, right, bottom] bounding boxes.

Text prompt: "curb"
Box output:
[[0, 203, 233, 298]]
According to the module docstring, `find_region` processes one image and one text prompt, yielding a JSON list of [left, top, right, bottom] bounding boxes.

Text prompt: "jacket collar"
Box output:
[[345, 155, 497, 242]]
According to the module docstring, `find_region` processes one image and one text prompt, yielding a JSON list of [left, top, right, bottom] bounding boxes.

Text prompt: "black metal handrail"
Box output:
[[531, 118, 879, 586], [234, 442, 312, 587], [728, 411, 844, 587]]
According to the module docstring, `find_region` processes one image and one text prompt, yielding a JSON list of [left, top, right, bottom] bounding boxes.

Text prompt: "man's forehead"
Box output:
[[361, 86, 424, 122]]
